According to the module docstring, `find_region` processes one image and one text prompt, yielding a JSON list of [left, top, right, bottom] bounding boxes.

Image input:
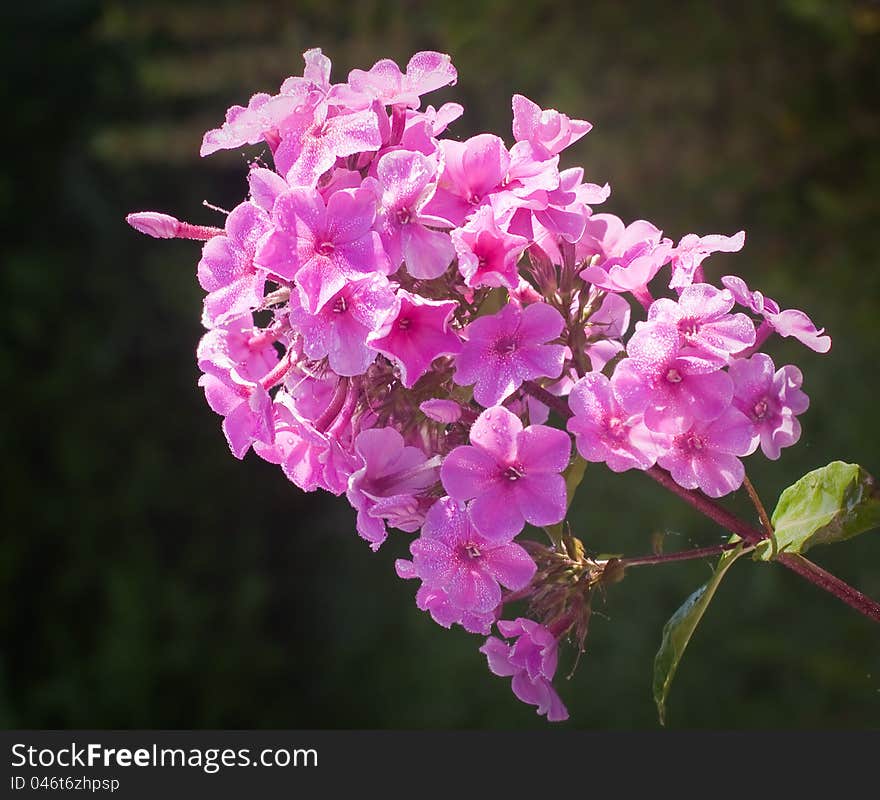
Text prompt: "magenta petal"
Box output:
[[222, 396, 265, 459], [405, 50, 457, 95], [200, 373, 240, 416], [410, 538, 456, 584], [441, 446, 499, 500], [696, 453, 745, 498], [768, 309, 831, 353], [684, 369, 734, 422], [568, 373, 613, 421], [471, 362, 520, 407], [326, 186, 377, 244], [295, 256, 347, 314], [518, 302, 565, 343], [705, 407, 755, 456], [447, 566, 501, 614], [516, 343, 566, 383], [470, 485, 524, 541], [402, 224, 455, 279], [469, 405, 523, 464], [461, 133, 509, 196], [514, 473, 567, 527], [248, 167, 289, 211], [484, 543, 536, 590], [480, 637, 516, 677], [516, 425, 571, 474], [611, 360, 653, 416], [676, 283, 734, 319]]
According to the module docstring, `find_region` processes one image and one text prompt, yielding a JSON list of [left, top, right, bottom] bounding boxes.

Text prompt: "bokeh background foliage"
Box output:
[[1, 0, 878, 728]]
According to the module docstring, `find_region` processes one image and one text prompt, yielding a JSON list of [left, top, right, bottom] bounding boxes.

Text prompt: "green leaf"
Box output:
[[652, 544, 745, 725], [754, 461, 880, 561], [543, 455, 587, 547]]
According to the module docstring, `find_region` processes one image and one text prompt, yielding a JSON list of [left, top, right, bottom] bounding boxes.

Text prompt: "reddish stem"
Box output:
[[516, 381, 880, 625], [644, 466, 764, 544], [777, 554, 880, 622], [176, 222, 225, 240], [644, 466, 880, 624]]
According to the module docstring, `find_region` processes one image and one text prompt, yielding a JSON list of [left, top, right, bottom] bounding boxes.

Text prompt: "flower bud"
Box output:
[[126, 211, 180, 239]]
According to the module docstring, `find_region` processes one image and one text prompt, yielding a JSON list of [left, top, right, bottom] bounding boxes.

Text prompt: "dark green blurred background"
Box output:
[[1, 0, 878, 728]]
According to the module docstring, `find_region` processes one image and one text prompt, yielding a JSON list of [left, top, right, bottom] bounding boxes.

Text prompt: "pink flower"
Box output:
[[347, 428, 440, 550], [346, 51, 457, 109], [668, 231, 745, 289], [197, 201, 270, 327], [367, 290, 461, 388], [721, 275, 831, 354], [262, 387, 361, 496], [584, 292, 631, 372], [441, 405, 570, 540], [256, 186, 390, 313], [454, 302, 566, 407], [494, 141, 562, 209], [197, 318, 279, 384], [576, 213, 658, 260], [612, 322, 733, 434], [199, 48, 335, 158], [398, 497, 536, 616], [395, 560, 495, 634], [578, 214, 673, 300], [196, 320, 281, 459], [200, 92, 282, 157], [368, 150, 455, 279], [480, 618, 568, 721], [568, 373, 669, 472], [512, 93, 592, 156], [289, 274, 396, 376], [273, 106, 384, 187], [199, 375, 274, 460], [657, 406, 756, 497], [252, 394, 341, 493], [646, 283, 756, 366], [247, 166, 289, 213], [452, 206, 529, 289], [729, 353, 809, 460], [422, 134, 510, 226]]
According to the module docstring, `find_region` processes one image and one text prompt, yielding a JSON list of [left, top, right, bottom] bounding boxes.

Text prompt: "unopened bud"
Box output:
[[126, 211, 180, 239], [420, 399, 462, 424]]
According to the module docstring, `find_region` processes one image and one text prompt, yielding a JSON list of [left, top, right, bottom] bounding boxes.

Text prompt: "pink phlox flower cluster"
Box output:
[[129, 47, 830, 722]]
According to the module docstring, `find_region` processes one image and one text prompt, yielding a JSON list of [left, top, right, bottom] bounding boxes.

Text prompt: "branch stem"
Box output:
[[777, 554, 880, 622], [643, 466, 764, 544], [516, 379, 880, 625], [645, 467, 880, 624]]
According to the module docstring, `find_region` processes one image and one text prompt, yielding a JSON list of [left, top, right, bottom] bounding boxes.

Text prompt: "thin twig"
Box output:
[[616, 542, 742, 568]]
